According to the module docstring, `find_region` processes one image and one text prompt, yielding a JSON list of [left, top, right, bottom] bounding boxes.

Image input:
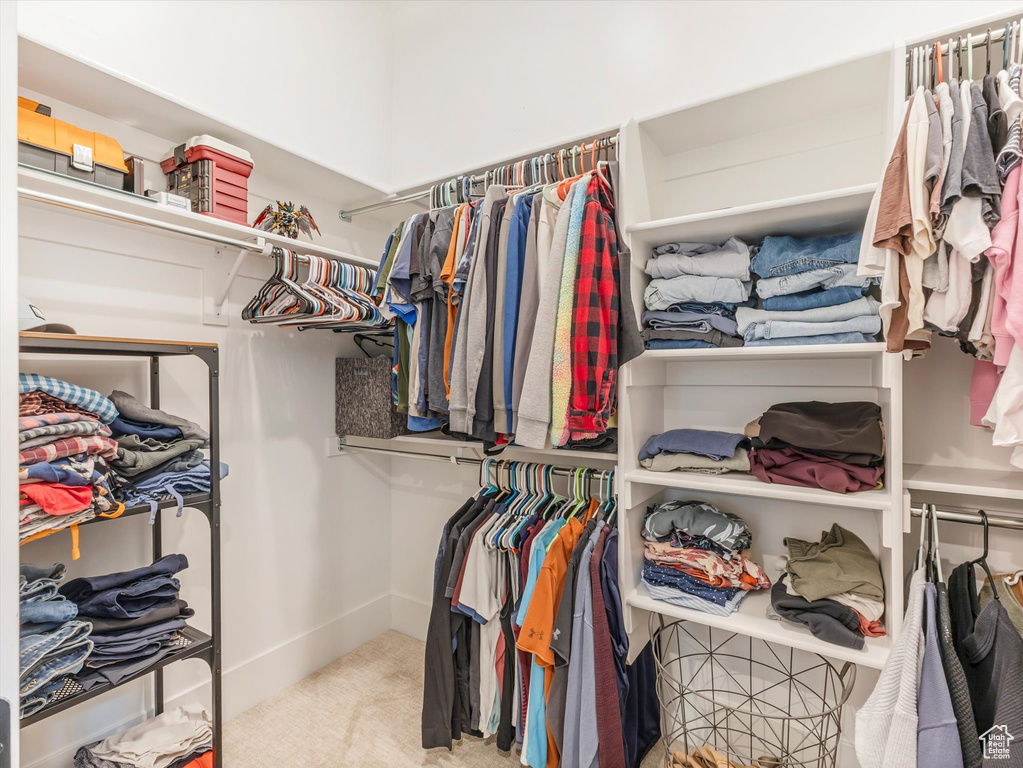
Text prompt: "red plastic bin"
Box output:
[[161, 136, 254, 225]]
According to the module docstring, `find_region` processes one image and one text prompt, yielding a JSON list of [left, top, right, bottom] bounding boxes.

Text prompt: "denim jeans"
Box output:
[[761, 285, 867, 312], [736, 296, 879, 337], [750, 232, 861, 278], [61, 554, 187, 603], [20, 620, 93, 695], [20, 563, 65, 602], [660, 301, 748, 316], [644, 339, 718, 350], [642, 309, 738, 336], [19, 674, 76, 718], [746, 315, 882, 341], [21, 598, 78, 631], [75, 575, 181, 619], [754, 263, 870, 299], [644, 276, 752, 309], [744, 332, 877, 347]]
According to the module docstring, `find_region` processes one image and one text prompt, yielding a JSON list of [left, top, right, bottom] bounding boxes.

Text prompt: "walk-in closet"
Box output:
[[2, 3, 1023, 768]]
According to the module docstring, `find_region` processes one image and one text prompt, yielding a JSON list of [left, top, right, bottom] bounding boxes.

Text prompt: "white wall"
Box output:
[[17, 0, 395, 191], [14, 97, 396, 766], [389, 0, 1023, 189]]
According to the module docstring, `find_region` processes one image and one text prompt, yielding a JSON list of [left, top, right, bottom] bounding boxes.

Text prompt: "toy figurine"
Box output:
[[253, 201, 321, 240]]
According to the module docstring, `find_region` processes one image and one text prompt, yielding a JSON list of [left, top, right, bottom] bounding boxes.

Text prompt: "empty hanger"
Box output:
[[969, 510, 1000, 600]]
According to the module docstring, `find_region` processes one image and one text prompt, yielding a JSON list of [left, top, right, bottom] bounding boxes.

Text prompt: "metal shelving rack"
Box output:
[[18, 332, 222, 767]]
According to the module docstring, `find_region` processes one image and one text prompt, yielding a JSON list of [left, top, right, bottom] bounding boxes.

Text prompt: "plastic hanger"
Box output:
[[968, 33, 973, 82], [1006, 569, 1023, 586], [969, 510, 1000, 600], [915, 502, 929, 572]]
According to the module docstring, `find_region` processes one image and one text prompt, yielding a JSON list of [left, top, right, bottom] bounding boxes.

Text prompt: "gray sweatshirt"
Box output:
[[515, 181, 582, 448], [511, 192, 545, 434], [918, 582, 964, 768]]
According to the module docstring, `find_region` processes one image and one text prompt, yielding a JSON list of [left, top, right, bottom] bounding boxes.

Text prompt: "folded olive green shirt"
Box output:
[[784, 523, 884, 602], [112, 437, 204, 477]]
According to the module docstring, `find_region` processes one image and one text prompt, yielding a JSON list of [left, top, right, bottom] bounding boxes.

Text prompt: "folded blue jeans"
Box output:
[[746, 315, 882, 341], [754, 263, 871, 299], [761, 285, 867, 312], [61, 554, 187, 603], [644, 276, 752, 309], [20, 620, 93, 694], [20, 563, 65, 602], [750, 232, 861, 278], [19, 674, 76, 718], [743, 332, 877, 347], [21, 598, 78, 627], [736, 296, 879, 337], [644, 339, 718, 350], [647, 237, 751, 280], [641, 309, 739, 336]]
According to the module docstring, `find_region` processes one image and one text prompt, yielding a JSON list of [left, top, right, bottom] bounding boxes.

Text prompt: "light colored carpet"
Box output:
[[225, 630, 665, 767]]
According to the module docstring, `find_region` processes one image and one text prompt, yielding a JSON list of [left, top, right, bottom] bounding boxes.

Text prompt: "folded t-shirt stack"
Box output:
[[18, 374, 122, 552], [638, 428, 751, 474], [60, 554, 194, 690], [747, 401, 885, 493], [740, 232, 881, 347], [641, 237, 752, 350], [19, 562, 93, 718], [641, 500, 770, 615], [106, 391, 227, 521], [75, 703, 213, 768], [769, 524, 886, 650]]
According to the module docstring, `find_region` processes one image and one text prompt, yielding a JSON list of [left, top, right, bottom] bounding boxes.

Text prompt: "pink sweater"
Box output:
[[986, 165, 1020, 367]]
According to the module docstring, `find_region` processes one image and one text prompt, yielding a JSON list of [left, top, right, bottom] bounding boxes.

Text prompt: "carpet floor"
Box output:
[[224, 630, 664, 767]]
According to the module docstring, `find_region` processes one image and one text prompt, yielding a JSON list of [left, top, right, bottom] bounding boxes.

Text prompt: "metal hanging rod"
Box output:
[[337, 442, 614, 479], [910, 504, 1023, 531], [904, 26, 1010, 62], [337, 134, 619, 222]]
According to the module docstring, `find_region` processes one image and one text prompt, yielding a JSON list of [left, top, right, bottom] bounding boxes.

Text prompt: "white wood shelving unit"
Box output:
[[615, 47, 904, 672]]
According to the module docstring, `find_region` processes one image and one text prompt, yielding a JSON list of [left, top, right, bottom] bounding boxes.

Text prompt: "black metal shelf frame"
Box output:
[[18, 334, 222, 768]]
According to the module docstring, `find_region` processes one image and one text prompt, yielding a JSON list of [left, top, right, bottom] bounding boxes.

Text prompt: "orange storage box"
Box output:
[[17, 97, 130, 190]]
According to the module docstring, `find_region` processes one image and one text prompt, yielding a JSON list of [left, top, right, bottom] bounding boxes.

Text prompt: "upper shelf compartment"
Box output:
[[623, 50, 892, 227]]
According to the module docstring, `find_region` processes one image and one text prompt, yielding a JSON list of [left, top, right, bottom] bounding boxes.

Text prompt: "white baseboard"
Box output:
[[389, 592, 431, 641], [23, 594, 392, 768]]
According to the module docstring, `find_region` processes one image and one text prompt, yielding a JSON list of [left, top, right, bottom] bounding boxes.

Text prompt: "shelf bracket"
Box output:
[[204, 240, 270, 326]]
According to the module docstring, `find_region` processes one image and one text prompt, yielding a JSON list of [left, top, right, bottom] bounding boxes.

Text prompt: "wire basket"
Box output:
[[651, 617, 856, 768]]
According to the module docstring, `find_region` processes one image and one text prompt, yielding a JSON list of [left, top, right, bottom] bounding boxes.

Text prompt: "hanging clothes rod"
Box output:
[[904, 25, 1010, 61], [337, 134, 619, 222], [337, 442, 614, 479], [910, 504, 1023, 531]]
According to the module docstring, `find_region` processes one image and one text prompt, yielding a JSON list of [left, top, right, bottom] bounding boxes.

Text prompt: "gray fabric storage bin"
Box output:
[[335, 357, 410, 439]]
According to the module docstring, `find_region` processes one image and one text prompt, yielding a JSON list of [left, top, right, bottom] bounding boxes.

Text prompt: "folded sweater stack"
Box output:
[[769, 524, 886, 650], [642, 237, 752, 350], [747, 401, 885, 494]]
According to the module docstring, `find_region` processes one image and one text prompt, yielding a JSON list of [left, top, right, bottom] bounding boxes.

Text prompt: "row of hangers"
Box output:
[[916, 503, 1023, 600], [908, 20, 1023, 92], [477, 460, 617, 544], [427, 136, 619, 209], [242, 246, 389, 331]]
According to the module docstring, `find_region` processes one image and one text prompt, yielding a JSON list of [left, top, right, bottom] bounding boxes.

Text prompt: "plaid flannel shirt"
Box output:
[[19, 435, 118, 467], [19, 374, 118, 424], [567, 175, 620, 440], [20, 391, 106, 422]]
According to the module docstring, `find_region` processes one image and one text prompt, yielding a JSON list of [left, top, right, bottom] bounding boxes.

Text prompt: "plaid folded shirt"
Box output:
[[20, 420, 111, 446], [19, 435, 118, 467], [19, 374, 118, 424], [20, 391, 105, 421], [19, 413, 93, 431], [567, 174, 620, 441]]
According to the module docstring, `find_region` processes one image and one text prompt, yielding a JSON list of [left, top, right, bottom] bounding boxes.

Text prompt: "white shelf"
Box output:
[[904, 463, 1023, 502], [626, 184, 876, 252], [624, 468, 891, 510], [18, 166, 378, 268], [340, 434, 618, 464], [627, 583, 890, 669], [639, 342, 888, 363]]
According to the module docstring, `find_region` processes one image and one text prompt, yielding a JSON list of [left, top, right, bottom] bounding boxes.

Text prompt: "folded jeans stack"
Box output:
[[641, 500, 770, 615], [747, 401, 885, 493], [75, 703, 213, 768], [741, 233, 881, 347], [19, 562, 93, 717], [769, 524, 886, 650], [60, 554, 193, 690], [638, 428, 751, 474], [18, 375, 123, 552], [642, 237, 752, 350]]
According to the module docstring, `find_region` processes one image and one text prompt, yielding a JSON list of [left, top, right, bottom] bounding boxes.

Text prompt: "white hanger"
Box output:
[[915, 503, 929, 570], [949, 38, 954, 81], [1006, 569, 1023, 586], [967, 33, 973, 81], [929, 503, 944, 583]]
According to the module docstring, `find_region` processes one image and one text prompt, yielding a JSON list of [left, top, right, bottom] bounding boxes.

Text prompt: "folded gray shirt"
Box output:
[[647, 237, 751, 280], [109, 391, 209, 446]]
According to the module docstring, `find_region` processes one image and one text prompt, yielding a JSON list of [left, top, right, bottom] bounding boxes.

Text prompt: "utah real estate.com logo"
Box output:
[[980, 725, 1015, 761]]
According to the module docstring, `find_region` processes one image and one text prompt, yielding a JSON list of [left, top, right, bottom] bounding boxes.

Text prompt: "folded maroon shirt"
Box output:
[[749, 446, 883, 494]]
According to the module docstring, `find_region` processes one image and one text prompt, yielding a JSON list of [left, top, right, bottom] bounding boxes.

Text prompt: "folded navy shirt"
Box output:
[[638, 429, 751, 462]]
